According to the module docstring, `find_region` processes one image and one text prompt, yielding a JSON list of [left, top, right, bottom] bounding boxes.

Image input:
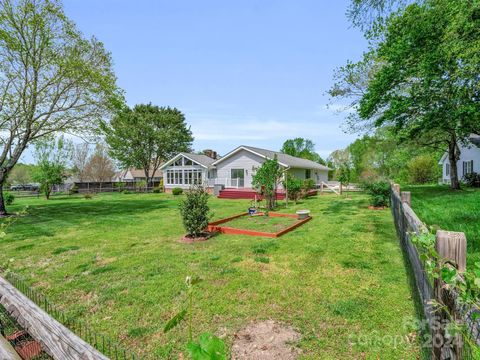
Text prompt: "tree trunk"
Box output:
[[448, 138, 461, 190], [0, 182, 7, 217]]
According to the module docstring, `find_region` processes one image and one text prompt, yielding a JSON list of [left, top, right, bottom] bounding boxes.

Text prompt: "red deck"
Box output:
[[218, 188, 286, 200]]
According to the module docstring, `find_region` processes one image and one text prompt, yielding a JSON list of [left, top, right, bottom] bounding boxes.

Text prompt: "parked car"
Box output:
[[10, 184, 39, 191]]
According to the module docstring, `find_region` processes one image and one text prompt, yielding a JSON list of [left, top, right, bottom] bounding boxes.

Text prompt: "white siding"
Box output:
[[215, 150, 266, 188], [441, 142, 480, 183], [288, 168, 328, 184]]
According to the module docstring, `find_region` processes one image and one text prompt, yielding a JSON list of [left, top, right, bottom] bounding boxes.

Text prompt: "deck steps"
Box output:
[[218, 189, 286, 200]]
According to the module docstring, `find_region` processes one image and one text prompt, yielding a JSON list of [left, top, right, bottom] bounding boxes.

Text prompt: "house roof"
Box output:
[[438, 134, 480, 164], [160, 153, 216, 169], [116, 168, 163, 179], [212, 145, 330, 171]]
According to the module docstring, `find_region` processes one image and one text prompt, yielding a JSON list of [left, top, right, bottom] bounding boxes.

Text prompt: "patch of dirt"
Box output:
[[368, 205, 387, 210], [231, 320, 301, 360], [180, 232, 212, 243]]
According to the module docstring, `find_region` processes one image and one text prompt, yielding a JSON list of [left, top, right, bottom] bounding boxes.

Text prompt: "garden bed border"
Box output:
[[207, 212, 312, 238]]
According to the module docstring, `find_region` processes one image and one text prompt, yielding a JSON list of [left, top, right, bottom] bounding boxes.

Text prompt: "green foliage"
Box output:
[[187, 333, 226, 360], [69, 185, 79, 195], [280, 138, 325, 164], [179, 185, 210, 237], [8, 163, 35, 185], [102, 104, 193, 185], [282, 175, 303, 203], [152, 187, 162, 193], [252, 158, 283, 210], [363, 180, 390, 207], [32, 137, 71, 200], [254, 256, 270, 264], [84, 193, 93, 200], [303, 178, 315, 191], [172, 188, 183, 196], [406, 155, 440, 184], [3, 193, 14, 206], [464, 173, 480, 188], [121, 190, 131, 195]]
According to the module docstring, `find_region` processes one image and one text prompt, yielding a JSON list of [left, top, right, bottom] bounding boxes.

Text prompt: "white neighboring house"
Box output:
[[113, 168, 163, 183], [438, 134, 480, 184], [160, 145, 330, 195]]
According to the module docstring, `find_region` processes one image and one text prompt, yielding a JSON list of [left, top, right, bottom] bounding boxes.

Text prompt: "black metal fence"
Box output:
[[3, 271, 144, 360], [390, 188, 480, 359]]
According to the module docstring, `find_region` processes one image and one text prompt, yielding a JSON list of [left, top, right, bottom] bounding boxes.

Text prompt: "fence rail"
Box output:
[[1, 272, 143, 360], [390, 185, 480, 359]]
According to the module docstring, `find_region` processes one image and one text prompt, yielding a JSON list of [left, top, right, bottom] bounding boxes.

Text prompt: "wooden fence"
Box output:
[[390, 184, 480, 359]]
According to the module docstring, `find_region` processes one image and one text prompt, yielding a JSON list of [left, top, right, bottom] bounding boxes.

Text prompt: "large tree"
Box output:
[[280, 138, 325, 164], [102, 104, 193, 186], [335, 0, 480, 189], [84, 143, 115, 184], [0, 0, 120, 215]]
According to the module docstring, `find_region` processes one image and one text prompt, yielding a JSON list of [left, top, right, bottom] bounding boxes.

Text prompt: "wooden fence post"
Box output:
[[401, 191, 411, 206], [432, 230, 467, 359], [393, 183, 400, 194]]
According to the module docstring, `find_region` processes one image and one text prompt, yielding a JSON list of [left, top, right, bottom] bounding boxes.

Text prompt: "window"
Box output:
[[173, 158, 183, 166], [166, 170, 174, 184], [463, 160, 473, 176], [184, 159, 193, 166], [305, 169, 311, 179], [445, 163, 450, 177]]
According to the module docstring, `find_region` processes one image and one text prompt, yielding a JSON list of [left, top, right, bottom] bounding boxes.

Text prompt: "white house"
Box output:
[[160, 145, 330, 198], [439, 134, 480, 184]]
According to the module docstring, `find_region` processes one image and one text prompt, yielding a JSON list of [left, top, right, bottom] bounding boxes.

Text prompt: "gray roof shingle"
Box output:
[[180, 153, 216, 168]]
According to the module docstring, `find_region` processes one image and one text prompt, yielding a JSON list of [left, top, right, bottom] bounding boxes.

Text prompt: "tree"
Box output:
[[32, 136, 71, 199], [338, 0, 480, 189], [282, 174, 303, 204], [8, 164, 35, 185], [338, 164, 352, 196], [102, 104, 193, 186], [71, 143, 91, 182], [84, 143, 115, 184], [179, 185, 211, 238], [0, 0, 120, 215], [252, 157, 283, 210], [280, 138, 325, 164], [407, 155, 440, 184]]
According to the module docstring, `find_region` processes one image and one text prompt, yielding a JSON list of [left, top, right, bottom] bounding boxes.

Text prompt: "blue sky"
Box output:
[[22, 1, 367, 163]]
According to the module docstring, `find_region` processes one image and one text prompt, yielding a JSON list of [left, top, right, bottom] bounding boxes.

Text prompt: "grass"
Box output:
[[1, 192, 420, 359], [405, 184, 480, 269], [222, 213, 299, 233]]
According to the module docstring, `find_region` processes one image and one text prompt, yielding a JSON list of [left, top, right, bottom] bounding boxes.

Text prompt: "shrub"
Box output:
[[172, 187, 183, 196], [122, 190, 131, 194], [152, 186, 162, 193], [407, 155, 439, 184], [252, 158, 282, 210], [464, 172, 480, 187], [179, 185, 210, 237], [303, 178, 315, 191], [4, 192, 14, 205], [282, 175, 303, 203], [69, 185, 79, 195], [363, 180, 390, 207], [84, 193, 93, 200]]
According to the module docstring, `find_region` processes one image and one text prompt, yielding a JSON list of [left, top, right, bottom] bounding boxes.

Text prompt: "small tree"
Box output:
[[407, 155, 439, 184], [338, 164, 352, 197], [32, 137, 71, 199], [84, 143, 116, 186], [252, 157, 283, 211], [179, 185, 211, 238], [282, 175, 303, 204]]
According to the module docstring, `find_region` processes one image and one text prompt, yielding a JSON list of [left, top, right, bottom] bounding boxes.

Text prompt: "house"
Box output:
[[438, 134, 480, 184], [160, 145, 330, 198], [113, 168, 163, 183]]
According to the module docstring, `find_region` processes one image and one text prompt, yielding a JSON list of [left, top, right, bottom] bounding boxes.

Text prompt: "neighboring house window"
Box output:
[[445, 163, 450, 177], [463, 160, 474, 176], [305, 169, 311, 179]]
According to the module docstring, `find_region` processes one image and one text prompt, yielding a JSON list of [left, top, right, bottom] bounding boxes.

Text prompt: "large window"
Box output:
[[463, 160, 474, 176], [445, 163, 450, 177], [166, 169, 203, 185], [305, 169, 311, 179]]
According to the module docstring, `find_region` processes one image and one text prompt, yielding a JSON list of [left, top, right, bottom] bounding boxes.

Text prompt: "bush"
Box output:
[[4, 192, 14, 205], [407, 155, 439, 184], [179, 185, 210, 237], [69, 185, 79, 195], [282, 175, 303, 203], [363, 180, 390, 207], [122, 190, 131, 194], [172, 187, 183, 196], [152, 186, 162, 193], [464, 172, 480, 187], [303, 178, 315, 191], [84, 193, 93, 200]]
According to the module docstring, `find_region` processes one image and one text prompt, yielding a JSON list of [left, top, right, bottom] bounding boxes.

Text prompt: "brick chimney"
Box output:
[[203, 149, 218, 159]]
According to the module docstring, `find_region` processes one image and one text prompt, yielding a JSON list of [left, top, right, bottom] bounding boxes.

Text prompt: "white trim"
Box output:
[[211, 146, 289, 168], [160, 153, 208, 170]]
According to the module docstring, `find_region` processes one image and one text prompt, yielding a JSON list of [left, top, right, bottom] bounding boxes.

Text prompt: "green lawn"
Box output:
[[222, 213, 299, 233], [1, 192, 420, 359], [406, 185, 480, 269]]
